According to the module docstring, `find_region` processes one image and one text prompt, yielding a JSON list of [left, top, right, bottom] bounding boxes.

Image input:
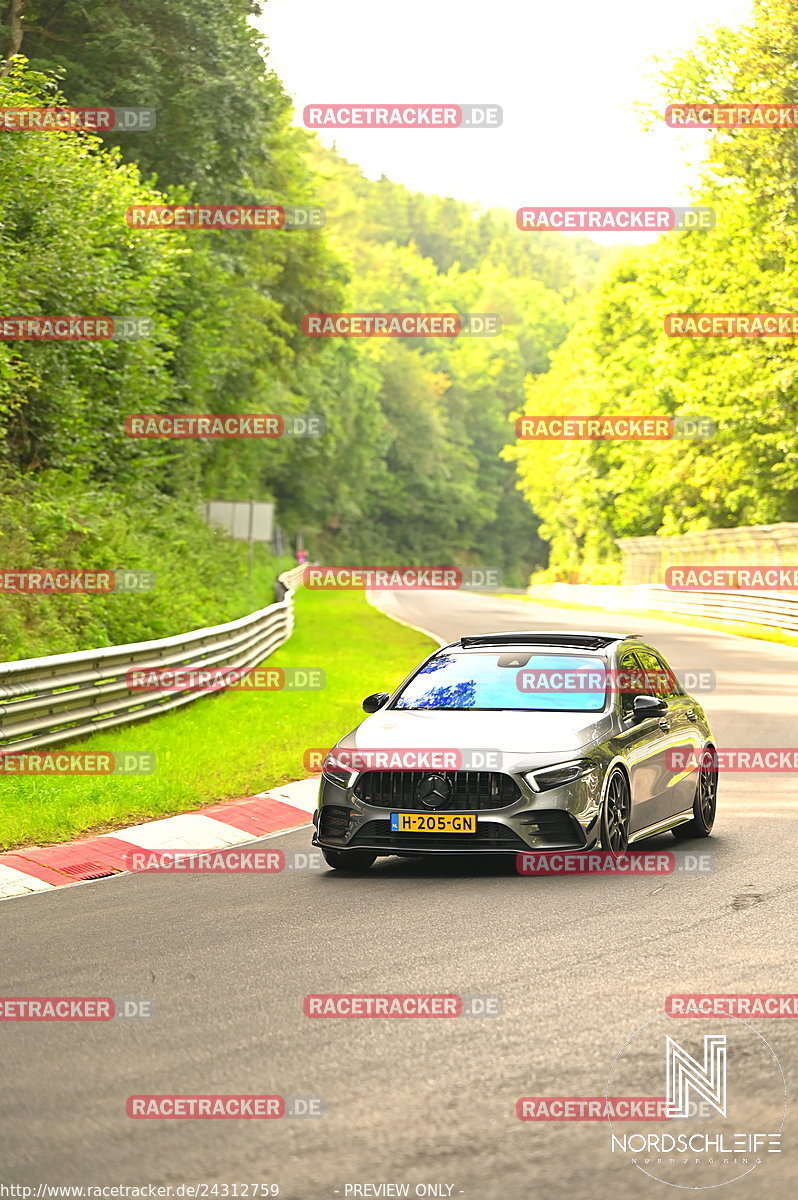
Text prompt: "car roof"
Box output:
[[442, 631, 645, 653]]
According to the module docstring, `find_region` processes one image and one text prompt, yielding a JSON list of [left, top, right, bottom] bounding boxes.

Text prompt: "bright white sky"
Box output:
[[259, 0, 752, 243]]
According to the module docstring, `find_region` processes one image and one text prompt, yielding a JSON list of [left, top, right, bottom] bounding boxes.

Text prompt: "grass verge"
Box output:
[[0, 589, 433, 851]]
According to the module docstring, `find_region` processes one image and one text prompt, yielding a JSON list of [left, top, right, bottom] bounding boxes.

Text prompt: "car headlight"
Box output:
[[321, 751, 355, 789], [524, 759, 599, 793]]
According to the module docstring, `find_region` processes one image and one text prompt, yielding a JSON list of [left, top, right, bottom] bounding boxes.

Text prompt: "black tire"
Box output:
[[672, 747, 717, 839], [321, 847, 377, 871], [601, 768, 630, 853]]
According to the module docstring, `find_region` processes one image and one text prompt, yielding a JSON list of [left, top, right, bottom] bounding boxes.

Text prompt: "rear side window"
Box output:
[[635, 649, 683, 698]]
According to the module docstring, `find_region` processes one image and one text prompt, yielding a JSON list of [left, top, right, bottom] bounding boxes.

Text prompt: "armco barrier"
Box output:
[[0, 565, 305, 754], [528, 582, 798, 635]]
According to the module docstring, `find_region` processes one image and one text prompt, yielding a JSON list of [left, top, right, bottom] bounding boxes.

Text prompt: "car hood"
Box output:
[[337, 707, 614, 771]]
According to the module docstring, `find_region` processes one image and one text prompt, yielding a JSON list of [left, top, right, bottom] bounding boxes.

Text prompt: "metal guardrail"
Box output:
[[0, 565, 306, 754], [528, 582, 798, 635], [645, 585, 798, 633]]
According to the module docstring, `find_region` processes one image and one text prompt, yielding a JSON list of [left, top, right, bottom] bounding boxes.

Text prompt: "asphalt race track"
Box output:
[[2, 590, 796, 1198]]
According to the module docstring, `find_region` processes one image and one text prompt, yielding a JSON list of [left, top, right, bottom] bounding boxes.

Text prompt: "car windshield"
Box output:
[[393, 651, 609, 712]]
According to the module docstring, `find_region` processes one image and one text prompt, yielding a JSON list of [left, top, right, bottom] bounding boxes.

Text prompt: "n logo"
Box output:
[[666, 1035, 727, 1118]]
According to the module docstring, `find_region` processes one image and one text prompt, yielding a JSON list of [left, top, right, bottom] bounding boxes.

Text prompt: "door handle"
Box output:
[[658, 719, 670, 732], [686, 709, 697, 722]]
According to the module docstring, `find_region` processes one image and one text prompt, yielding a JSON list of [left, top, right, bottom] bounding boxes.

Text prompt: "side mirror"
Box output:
[[631, 693, 668, 720], [362, 691, 390, 714]]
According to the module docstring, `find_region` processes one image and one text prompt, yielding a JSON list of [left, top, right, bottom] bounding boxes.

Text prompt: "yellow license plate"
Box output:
[[390, 812, 477, 833]]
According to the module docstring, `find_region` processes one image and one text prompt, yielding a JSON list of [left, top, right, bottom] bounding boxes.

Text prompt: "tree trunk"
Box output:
[[1, 0, 26, 76]]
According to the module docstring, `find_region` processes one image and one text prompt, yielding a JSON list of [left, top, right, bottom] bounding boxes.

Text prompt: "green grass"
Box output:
[[502, 592, 798, 648], [0, 589, 434, 851]]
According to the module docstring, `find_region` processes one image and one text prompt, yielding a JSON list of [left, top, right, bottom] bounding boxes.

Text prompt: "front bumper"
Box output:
[[312, 769, 601, 856]]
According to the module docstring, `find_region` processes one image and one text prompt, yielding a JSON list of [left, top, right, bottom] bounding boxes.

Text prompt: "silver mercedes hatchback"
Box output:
[[312, 631, 717, 870]]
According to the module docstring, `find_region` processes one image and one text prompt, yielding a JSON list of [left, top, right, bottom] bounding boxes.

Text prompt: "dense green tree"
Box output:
[[0, 1, 606, 656], [510, 0, 798, 581]]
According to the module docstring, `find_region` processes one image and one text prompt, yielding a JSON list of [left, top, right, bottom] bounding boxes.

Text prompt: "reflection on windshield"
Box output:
[[394, 652, 608, 712]]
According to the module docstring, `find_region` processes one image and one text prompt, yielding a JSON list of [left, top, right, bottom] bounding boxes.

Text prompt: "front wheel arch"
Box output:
[[600, 765, 631, 852]]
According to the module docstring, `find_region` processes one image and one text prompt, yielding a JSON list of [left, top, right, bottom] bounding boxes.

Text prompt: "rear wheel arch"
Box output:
[[672, 741, 717, 840]]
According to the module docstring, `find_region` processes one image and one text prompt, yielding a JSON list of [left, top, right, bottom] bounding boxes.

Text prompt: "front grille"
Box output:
[[354, 770, 521, 811], [348, 819, 529, 852]]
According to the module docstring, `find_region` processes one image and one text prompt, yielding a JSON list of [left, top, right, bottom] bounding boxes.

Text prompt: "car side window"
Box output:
[[617, 652, 644, 717], [655, 652, 685, 698], [636, 649, 683, 699]]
